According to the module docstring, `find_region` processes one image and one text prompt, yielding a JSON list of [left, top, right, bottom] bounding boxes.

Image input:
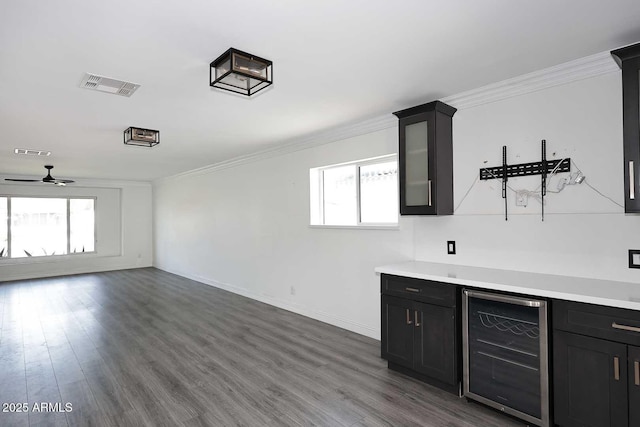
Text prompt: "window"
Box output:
[[310, 155, 398, 227], [0, 197, 6, 257], [70, 198, 96, 253], [0, 196, 96, 259]]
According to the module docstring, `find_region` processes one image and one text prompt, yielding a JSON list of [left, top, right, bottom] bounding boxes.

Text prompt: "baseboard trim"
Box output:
[[156, 266, 380, 340], [0, 262, 152, 283]]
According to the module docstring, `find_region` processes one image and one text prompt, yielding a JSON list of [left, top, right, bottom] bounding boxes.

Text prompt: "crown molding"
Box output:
[[156, 113, 396, 182], [157, 50, 620, 183], [442, 51, 619, 110]]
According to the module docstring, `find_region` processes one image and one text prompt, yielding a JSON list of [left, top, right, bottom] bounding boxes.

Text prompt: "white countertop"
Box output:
[[375, 261, 640, 311]]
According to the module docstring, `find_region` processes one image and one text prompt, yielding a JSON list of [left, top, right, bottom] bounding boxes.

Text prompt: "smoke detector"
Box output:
[[79, 73, 140, 97]]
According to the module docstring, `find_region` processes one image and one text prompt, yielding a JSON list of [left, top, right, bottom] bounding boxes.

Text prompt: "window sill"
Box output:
[[309, 224, 400, 230], [0, 252, 98, 266]]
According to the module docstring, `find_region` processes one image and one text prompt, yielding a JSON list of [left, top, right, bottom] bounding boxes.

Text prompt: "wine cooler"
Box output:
[[462, 289, 549, 427]]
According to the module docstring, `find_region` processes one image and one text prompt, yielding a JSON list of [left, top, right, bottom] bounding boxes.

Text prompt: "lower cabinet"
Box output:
[[553, 300, 640, 427], [380, 274, 458, 393], [414, 300, 456, 383], [381, 295, 415, 368], [628, 346, 640, 427], [553, 331, 629, 427]]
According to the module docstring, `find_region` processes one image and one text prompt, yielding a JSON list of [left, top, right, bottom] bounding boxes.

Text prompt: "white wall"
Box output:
[[154, 62, 640, 340], [415, 72, 640, 283], [154, 129, 414, 338], [0, 179, 152, 281]]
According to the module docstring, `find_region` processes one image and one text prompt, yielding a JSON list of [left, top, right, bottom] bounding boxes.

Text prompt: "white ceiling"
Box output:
[[1, 0, 640, 181]]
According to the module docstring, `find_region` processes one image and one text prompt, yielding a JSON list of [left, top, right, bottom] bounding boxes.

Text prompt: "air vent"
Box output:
[[79, 73, 140, 97], [14, 148, 51, 156]]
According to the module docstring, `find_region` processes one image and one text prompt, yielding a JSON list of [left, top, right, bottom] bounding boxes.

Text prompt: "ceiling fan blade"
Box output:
[[5, 166, 74, 185]]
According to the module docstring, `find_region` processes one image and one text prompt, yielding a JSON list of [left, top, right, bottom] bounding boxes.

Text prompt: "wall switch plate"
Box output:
[[447, 241, 456, 255], [629, 250, 640, 269]]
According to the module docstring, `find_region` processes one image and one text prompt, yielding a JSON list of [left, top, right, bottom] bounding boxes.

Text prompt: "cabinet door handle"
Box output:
[[405, 287, 421, 293], [614, 356, 620, 381], [612, 322, 640, 333], [635, 361, 640, 386], [414, 310, 421, 327], [428, 180, 432, 206], [630, 161, 635, 200], [406, 309, 413, 325]]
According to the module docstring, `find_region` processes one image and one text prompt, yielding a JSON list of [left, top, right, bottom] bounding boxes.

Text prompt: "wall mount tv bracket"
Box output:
[[479, 140, 570, 221]]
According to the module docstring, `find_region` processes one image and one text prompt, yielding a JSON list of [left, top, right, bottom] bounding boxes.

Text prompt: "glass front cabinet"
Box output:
[[393, 101, 456, 215], [612, 43, 640, 213]]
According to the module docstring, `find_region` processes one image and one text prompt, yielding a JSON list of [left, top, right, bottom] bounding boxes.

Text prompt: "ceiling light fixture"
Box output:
[[210, 48, 273, 96], [124, 127, 159, 147]]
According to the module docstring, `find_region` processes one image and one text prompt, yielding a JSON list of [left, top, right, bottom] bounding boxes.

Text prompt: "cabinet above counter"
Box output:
[[611, 42, 640, 213], [393, 101, 456, 216], [375, 261, 640, 311]]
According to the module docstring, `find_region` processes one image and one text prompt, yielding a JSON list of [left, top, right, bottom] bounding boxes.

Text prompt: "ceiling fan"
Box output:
[[5, 165, 75, 186]]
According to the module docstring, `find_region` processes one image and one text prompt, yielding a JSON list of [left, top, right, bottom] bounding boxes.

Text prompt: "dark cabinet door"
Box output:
[[554, 331, 628, 427], [394, 101, 456, 216], [398, 111, 436, 216], [413, 301, 456, 385], [612, 44, 640, 213], [629, 346, 640, 427], [622, 57, 640, 213], [381, 295, 414, 368]]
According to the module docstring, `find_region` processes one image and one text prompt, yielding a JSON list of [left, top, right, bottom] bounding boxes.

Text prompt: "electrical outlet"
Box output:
[[290, 286, 296, 296], [516, 190, 528, 207], [447, 241, 456, 255], [629, 250, 640, 269]]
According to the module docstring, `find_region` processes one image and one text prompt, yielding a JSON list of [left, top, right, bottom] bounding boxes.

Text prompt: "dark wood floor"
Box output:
[[0, 268, 525, 427]]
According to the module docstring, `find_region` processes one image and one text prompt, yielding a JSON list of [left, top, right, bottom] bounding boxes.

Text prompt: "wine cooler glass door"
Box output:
[[463, 290, 549, 427]]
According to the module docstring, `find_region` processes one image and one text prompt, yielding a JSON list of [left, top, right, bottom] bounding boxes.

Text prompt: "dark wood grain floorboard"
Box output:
[[0, 268, 525, 427]]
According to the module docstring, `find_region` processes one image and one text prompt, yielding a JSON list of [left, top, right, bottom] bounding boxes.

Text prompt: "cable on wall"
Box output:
[[454, 175, 480, 212], [570, 160, 624, 208]]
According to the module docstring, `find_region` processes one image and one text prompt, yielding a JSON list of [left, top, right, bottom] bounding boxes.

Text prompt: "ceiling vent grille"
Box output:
[[79, 73, 140, 97], [14, 148, 51, 156]]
